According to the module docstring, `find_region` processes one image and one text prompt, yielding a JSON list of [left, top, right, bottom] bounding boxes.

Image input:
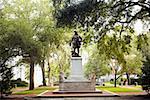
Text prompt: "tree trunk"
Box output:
[[47, 61, 51, 86], [41, 59, 46, 86], [29, 59, 34, 90], [126, 72, 130, 85], [114, 72, 117, 87]]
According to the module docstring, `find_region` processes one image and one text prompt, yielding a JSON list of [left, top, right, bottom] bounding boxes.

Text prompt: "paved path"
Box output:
[[26, 96, 150, 100], [33, 87, 147, 97], [12, 87, 28, 93], [1, 91, 149, 100], [1, 86, 148, 100], [37, 89, 116, 97], [2, 95, 150, 100]]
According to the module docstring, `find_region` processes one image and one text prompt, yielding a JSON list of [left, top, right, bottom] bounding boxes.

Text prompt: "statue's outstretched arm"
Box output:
[[79, 36, 82, 42]]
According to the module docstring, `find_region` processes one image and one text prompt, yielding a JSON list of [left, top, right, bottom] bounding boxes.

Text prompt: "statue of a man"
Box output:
[[70, 31, 82, 57]]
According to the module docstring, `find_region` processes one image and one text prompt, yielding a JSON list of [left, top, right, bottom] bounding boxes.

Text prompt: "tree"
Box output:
[[52, 0, 149, 80], [1, 0, 44, 90], [0, 14, 25, 96], [22, 40, 42, 90], [53, 1, 150, 62], [109, 58, 121, 87], [53, 0, 150, 88], [0, 67, 13, 98], [95, 26, 138, 87], [138, 32, 150, 94], [141, 55, 150, 94], [84, 45, 111, 83], [46, 44, 70, 86], [54, 0, 150, 39], [27, 0, 68, 87], [37, 27, 66, 86], [124, 49, 143, 85], [1, 0, 68, 90]]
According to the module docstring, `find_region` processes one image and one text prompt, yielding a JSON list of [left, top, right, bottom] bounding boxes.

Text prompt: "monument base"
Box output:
[[56, 56, 102, 94], [53, 81, 102, 94], [59, 81, 95, 92]]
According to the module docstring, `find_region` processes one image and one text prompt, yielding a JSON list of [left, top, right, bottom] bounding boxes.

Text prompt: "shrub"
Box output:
[[0, 67, 14, 97], [11, 78, 28, 87], [141, 56, 150, 94], [130, 78, 142, 85]]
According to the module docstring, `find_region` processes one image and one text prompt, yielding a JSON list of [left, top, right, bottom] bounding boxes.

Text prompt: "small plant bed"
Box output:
[[13, 86, 57, 95], [96, 86, 143, 93]]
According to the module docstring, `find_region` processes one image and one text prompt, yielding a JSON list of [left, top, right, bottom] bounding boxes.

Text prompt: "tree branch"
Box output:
[[116, 74, 122, 80]]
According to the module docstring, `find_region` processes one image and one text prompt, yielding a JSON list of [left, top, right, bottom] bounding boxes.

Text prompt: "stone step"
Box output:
[[53, 89, 102, 94]]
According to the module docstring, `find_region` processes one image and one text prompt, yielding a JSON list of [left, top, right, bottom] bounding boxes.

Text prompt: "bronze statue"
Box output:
[[70, 31, 82, 57]]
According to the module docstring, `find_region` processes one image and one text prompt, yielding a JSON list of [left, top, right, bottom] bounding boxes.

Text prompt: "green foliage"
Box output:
[[130, 78, 142, 85], [53, 0, 148, 83], [136, 34, 149, 54], [0, 17, 22, 95], [84, 45, 111, 78], [124, 48, 143, 75], [98, 35, 129, 65], [138, 33, 150, 94], [0, 67, 14, 96], [54, 0, 150, 43], [46, 45, 70, 83], [0, 0, 70, 90], [11, 78, 28, 87], [97, 32, 134, 75], [141, 56, 150, 94]]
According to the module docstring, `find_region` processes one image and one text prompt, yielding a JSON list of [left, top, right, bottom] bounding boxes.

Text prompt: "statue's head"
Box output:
[[74, 31, 78, 35]]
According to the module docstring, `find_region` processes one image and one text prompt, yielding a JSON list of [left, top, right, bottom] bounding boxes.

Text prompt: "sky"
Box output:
[[134, 20, 143, 35]]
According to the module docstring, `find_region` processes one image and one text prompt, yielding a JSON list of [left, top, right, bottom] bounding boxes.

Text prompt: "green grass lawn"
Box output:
[[13, 86, 58, 95], [13, 86, 143, 95], [104, 82, 114, 86], [135, 85, 142, 88], [96, 86, 143, 92]]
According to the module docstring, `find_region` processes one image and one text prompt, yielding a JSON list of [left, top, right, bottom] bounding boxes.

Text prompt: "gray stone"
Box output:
[[59, 57, 95, 92], [59, 81, 95, 92]]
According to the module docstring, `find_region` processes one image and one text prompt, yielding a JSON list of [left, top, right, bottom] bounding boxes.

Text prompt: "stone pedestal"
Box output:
[[59, 81, 95, 91], [59, 57, 95, 92], [69, 57, 85, 81]]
